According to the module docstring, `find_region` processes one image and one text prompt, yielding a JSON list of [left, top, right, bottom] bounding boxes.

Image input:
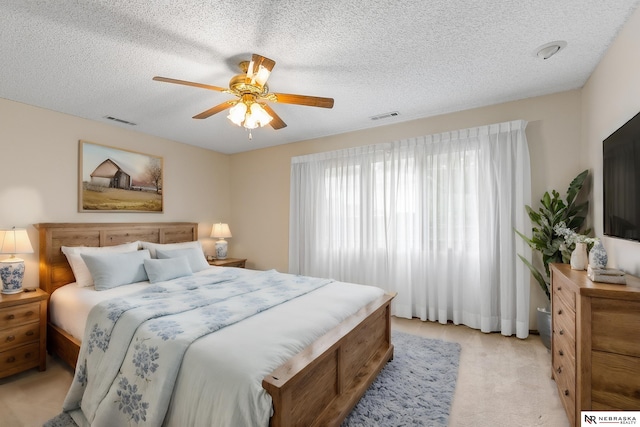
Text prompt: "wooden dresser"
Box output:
[[550, 263, 640, 427], [0, 288, 48, 378]]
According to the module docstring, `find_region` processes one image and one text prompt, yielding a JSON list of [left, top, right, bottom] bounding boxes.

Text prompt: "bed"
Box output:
[[36, 222, 395, 427]]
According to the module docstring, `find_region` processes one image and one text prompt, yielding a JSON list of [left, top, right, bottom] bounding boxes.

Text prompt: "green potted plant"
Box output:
[[515, 169, 590, 349]]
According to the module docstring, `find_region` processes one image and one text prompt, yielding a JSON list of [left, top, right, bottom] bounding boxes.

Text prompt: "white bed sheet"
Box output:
[[50, 267, 385, 427]]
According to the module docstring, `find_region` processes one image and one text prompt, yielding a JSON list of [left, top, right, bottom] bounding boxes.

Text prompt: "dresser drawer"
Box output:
[[553, 303, 576, 345], [0, 322, 40, 352], [553, 332, 576, 375], [0, 302, 40, 329], [552, 279, 575, 313], [592, 350, 640, 409], [591, 298, 640, 358], [0, 342, 40, 376], [554, 355, 576, 426]]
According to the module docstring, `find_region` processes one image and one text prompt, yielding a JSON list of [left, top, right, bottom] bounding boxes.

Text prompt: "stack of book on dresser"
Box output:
[[587, 265, 626, 284]]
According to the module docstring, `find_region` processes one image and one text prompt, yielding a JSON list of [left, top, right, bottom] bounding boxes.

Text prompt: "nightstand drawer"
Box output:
[[0, 302, 40, 329], [0, 322, 40, 352], [0, 342, 40, 376], [208, 258, 247, 268]]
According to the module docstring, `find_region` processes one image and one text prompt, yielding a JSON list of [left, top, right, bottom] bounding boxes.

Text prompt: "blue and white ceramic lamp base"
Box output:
[[215, 240, 228, 260], [0, 258, 25, 294]]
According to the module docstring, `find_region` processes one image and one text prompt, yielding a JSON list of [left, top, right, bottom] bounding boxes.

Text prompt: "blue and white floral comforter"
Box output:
[[62, 268, 337, 426]]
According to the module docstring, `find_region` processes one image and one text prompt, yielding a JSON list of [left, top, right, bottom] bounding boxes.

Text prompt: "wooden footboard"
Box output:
[[263, 292, 395, 427]]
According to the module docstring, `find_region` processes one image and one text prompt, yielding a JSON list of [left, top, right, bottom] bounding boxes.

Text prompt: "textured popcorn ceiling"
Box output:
[[1, 1, 638, 154]]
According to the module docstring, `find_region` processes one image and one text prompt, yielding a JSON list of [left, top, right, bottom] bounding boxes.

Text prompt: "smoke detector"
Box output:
[[535, 41, 567, 60]]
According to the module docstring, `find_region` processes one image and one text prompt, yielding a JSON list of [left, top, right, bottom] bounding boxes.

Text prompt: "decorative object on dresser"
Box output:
[[208, 257, 246, 268], [586, 266, 626, 285], [587, 240, 608, 269], [0, 288, 47, 378], [550, 263, 640, 427], [210, 223, 232, 259], [0, 227, 34, 294], [569, 242, 588, 271]]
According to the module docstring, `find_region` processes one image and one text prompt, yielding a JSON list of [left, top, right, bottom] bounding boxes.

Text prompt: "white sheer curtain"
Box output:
[[289, 120, 532, 338]]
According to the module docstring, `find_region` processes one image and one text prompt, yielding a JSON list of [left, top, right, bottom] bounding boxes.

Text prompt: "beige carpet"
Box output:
[[0, 318, 570, 427]]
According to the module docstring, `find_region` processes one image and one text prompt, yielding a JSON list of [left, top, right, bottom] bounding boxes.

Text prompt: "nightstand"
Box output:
[[208, 258, 247, 268], [0, 288, 48, 378]]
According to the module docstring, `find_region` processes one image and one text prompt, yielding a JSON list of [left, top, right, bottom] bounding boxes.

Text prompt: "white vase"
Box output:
[[589, 240, 608, 269], [570, 242, 588, 270]]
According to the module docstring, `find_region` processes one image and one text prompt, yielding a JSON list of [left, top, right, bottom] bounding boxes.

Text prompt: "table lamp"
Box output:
[[0, 227, 34, 294], [210, 223, 232, 260]]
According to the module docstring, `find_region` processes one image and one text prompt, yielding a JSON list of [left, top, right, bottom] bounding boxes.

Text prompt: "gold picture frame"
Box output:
[[79, 140, 163, 212]]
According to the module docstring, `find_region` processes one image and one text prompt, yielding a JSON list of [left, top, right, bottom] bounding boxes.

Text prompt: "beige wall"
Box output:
[[581, 5, 640, 275], [0, 98, 231, 288], [230, 90, 583, 324]]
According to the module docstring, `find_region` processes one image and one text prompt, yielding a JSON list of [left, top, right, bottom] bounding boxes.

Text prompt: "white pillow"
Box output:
[[61, 241, 140, 287], [81, 250, 151, 291], [143, 256, 193, 284], [156, 247, 210, 272], [140, 240, 202, 258]]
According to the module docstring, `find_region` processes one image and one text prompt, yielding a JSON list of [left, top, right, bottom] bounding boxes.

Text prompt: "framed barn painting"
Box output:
[[79, 140, 164, 212]]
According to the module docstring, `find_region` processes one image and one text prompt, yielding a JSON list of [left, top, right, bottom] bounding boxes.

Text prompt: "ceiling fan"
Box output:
[[153, 54, 334, 138]]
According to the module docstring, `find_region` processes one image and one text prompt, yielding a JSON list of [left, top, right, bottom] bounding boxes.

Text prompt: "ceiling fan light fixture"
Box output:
[[226, 100, 273, 133], [153, 53, 332, 139], [250, 103, 273, 126], [227, 102, 247, 126]]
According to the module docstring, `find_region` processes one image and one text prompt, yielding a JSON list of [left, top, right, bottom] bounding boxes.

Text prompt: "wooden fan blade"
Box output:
[[272, 93, 334, 109], [153, 76, 226, 92], [262, 104, 287, 130], [251, 54, 276, 73], [247, 54, 276, 88], [192, 101, 234, 119]]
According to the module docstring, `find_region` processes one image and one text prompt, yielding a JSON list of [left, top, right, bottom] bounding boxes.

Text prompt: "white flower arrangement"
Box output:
[[553, 222, 598, 245]]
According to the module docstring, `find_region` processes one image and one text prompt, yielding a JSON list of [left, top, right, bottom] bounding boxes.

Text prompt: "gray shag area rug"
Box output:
[[44, 332, 460, 427]]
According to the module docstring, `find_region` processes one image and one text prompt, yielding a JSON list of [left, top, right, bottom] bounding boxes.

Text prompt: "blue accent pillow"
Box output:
[[81, 250, 151, 291], [156, 247, 210, 272], [143, 256, 193, 284]]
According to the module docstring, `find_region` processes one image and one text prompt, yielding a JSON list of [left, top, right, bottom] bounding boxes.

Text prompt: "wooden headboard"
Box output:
[[35, 222, 198, 295]]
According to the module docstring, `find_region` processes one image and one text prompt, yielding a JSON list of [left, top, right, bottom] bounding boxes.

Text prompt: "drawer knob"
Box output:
[[26, 330, 34, 336], [559, 350, 564, 356], [25, 352, 32, 359], [7, 314, 15, 320], [557, 367, 562, 374], [564, 390, 570, 396], [6, 335, 15, 342], [6, 356, 16, 363], [557, 309, 563, 315], [557, 286, 562, 291], [559, 329, 564, 335], [25, 311, 34, 316]]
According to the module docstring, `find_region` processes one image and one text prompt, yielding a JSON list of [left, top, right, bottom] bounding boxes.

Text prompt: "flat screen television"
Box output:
[[603, 110, 640, 241]]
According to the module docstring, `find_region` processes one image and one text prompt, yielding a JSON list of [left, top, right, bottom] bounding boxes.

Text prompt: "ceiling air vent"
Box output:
[[104, 116, 137, 126], [370, 111, 399, 121]]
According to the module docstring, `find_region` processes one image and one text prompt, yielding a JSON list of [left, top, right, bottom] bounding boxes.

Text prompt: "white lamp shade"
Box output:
[[210, 223, 232, 239], [0, 228, 34, 255], [227, 102, 247, 126]]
